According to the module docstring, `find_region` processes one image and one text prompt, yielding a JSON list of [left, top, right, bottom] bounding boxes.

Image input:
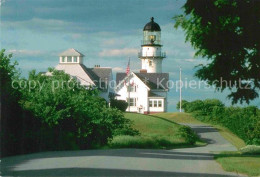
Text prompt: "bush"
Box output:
[[240, 145, 260, 155], [177, 126, 199, 145], [177, 99, 260, 145], [109, 135, 191, 149], [110, 99, 128, 112]]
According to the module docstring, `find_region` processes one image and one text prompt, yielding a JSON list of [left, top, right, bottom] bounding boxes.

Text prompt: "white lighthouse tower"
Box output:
[[138, 17, 166, 73]]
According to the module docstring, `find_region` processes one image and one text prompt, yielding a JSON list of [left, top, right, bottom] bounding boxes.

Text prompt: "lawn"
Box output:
[[153, 112, 206, 125], [154, 112, 246, 149], [108, 113, 203, 149], [215, 152, 260, 176]]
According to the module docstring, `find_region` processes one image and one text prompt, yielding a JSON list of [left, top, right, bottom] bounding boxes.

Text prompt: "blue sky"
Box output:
[[1, 0, 259, 111]]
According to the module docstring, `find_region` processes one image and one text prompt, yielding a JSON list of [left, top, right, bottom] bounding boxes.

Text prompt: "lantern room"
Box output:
[[142, 17, 161, 46]]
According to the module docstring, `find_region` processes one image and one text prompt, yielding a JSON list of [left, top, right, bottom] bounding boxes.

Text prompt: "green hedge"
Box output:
[[178, 99, 260, 145]]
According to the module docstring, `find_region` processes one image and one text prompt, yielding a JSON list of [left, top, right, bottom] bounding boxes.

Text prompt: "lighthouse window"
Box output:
[[67, 56, 72, 62], [149, 61, 152, 66]]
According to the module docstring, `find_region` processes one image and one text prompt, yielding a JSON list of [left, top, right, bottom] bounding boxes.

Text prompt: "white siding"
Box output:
[[116, 74, 149, 113]]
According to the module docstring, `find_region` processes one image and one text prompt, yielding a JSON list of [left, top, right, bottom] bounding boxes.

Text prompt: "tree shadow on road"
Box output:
[[2, 167, 237, 177]]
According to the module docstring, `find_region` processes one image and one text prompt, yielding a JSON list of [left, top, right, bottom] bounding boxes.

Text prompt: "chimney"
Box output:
[[140, 69, 147, 73]]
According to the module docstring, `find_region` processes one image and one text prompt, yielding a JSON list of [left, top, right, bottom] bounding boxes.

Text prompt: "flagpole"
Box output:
[[179, 66, 182, 112]]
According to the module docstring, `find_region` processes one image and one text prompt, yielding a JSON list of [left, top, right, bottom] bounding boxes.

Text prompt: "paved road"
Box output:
[[1, 124, 243, 177]]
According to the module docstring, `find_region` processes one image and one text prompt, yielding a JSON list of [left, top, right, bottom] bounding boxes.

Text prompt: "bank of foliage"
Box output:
[[0, 49, 136, 157], [110, 99, 128, 112], [177, 99, 260, 145]]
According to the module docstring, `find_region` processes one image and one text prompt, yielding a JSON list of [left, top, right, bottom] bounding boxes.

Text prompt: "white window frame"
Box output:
[[73, 56, 78, 62], [149, 99, 163, 108], [129, 98, 136, 106], [158, 100, 162, 107], [67, 56, 72, 62], [62, 56, 66, 63]]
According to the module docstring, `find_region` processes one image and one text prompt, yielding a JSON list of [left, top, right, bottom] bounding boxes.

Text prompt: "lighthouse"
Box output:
[[115, 17, 169, 114], [138, 17, 166, 73]]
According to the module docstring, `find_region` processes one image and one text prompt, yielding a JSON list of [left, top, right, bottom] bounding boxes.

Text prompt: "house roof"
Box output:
[[116, 72, 169, 90], [54, 63, 111, 90], [92, 67, 112, 81], [148, 92, 164, 98], [59, 48, 85, 57]]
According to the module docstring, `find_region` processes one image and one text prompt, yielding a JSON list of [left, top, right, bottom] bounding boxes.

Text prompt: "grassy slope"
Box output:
[[154, 112, 246, 149], [214, 152, 260, 176], [155, 112, 259, 176], [109, 113, 201, 149]]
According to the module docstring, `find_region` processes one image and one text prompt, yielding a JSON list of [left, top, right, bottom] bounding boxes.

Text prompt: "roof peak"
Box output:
[[59, 48, 85, 57]]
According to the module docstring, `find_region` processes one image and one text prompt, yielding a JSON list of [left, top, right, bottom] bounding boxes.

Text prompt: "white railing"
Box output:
[[138, 51, 166, 58], [141, 40, 162, 45]]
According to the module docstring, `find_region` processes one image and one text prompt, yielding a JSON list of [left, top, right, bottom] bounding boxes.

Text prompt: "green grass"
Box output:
[[154, 112, 206, 125], [213, 125, 246, 149], [108, 113, 203, 149], [154, 112, 246, 149], [215, 152, 260, 176]]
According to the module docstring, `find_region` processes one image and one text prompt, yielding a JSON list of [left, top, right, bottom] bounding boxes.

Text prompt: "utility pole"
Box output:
[[179, 66, 182, 112], [128, 75, 130, 112]]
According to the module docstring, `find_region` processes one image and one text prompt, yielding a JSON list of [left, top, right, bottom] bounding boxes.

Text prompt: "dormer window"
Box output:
[[73, 56, 78, 62], [67, 56, 72, 62], [62, 56, 65, 62]]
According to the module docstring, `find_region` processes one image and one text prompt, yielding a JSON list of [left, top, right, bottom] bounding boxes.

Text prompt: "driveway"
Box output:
[[1, 124, 243, 177]]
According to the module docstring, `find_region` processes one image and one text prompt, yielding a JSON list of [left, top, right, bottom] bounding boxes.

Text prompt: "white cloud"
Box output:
[[0, 0, 6, 6], [99, 48, 138, 57], [112, 67, 124, 72], [7, 49, 44, 56], [102, 39, 118, 46], [2, 18, 86, 33]]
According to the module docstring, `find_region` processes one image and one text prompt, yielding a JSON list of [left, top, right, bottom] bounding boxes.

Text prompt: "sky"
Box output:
[[1, 0, 259, 111]]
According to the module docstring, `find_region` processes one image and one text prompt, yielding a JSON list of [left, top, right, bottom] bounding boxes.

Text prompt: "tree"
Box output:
[[0, 49, 24, 157], [176, 99, 189, 111], [174, 0, 260, 104], [21, 69, 131, 148]]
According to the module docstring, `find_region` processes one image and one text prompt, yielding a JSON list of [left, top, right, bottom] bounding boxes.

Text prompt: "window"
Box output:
[[149, 60, 152, 66], [67, 56, 72, 62], [149, 100, 153, 107], [129, 98, 136, 106], [62, 56, 65, 62], [158, 100, 162, 107], [149, 100, 163, 108], [154, 100, 158, 107], [73, 56, 77, 62], [130, 85, 136, 92], [127, 85, 136, 92]]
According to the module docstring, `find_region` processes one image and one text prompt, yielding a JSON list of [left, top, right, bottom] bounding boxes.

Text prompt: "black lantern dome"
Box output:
[[143, 17, 161, 31]]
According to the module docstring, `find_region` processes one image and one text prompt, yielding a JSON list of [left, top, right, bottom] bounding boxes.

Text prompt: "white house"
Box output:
[[115, 17, 169, 114], [47, 48, 113, 102]]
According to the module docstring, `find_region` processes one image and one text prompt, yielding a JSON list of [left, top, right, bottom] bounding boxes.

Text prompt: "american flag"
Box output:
[[126, 58, 130, 75]]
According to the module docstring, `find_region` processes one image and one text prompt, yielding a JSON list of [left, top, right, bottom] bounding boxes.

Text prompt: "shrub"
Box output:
[[110, 99, 128, 112], [177, 99, 260, 145], [177, 126, 199, 145], [240, 145, 260, 155]]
